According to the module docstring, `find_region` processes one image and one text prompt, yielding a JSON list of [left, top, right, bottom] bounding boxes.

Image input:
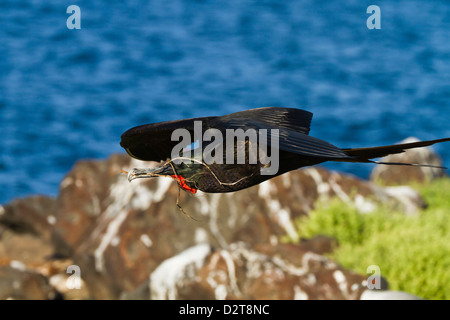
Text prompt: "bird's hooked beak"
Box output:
[[127, 165, 173, 182]]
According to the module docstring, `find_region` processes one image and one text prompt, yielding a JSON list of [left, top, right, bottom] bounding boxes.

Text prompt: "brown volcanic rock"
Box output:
[[0, 229, 54, 266], [0, 222, 91, 300], [0, 195, 56, 241], [0, 266, 59, 300], [370, 137, 447, 185], [143, 242, 366, 300], [46, 154, 425, 299], [256, 166, 425, 216], [51, 154, 133, 256], [0, 153, 430, 299]]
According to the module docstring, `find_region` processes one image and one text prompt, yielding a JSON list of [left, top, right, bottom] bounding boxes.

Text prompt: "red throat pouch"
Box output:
[[170, 175, 197, 194]]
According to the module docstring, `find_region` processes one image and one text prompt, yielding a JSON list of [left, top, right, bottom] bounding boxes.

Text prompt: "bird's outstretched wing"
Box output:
[[120, 107, 450, 167], [120, 107, 354, 162], [120, 116, 216, 161], [214, 107, 313, 135], [212, 107, 354, 160]]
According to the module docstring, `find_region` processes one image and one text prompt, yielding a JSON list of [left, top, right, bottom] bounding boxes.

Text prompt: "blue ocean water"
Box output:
[[1, 0, 449, 204]]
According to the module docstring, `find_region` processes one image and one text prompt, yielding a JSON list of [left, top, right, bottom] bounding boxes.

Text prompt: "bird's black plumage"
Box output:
[[120, 107, 450, 193]]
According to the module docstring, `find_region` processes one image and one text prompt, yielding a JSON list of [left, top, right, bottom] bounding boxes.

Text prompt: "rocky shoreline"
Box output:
[[0, 139, 446, 299]]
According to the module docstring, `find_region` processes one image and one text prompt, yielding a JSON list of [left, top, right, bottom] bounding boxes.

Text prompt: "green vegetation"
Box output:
[[293, 178, 450, 300]]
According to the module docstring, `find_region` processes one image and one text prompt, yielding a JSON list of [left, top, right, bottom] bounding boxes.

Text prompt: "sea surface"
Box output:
[[1, 0, 449, 204]]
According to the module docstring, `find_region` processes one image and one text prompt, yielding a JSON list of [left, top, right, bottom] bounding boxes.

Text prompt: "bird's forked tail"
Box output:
[[341, 137, 450, 169]]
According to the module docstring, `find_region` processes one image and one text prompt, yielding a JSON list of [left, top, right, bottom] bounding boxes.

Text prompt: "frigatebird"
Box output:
[[120, 107, 449, 193]]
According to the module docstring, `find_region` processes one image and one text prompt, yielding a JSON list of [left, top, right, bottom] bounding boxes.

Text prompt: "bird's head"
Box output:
[[126, 164, 175, 182], [124, 161, 201, 194]]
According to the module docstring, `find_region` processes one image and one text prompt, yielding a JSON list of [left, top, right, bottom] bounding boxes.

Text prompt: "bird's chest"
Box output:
[[194, 163, 264, 193]]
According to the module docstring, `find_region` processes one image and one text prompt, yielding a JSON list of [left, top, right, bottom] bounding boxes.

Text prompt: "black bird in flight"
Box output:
[[120, 107, 449, 193]]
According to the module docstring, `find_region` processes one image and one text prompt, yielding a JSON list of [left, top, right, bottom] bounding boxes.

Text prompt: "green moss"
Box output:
[[293, 178, 450, 300]]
